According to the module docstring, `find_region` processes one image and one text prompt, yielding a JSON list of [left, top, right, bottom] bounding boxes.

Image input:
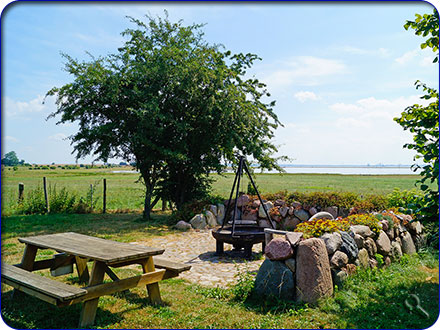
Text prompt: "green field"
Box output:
[[1, 166, 427, 216]]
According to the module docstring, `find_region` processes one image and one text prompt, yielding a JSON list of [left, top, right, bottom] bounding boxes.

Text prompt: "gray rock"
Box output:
[[175, 220, 192, 231], [279, 206, 289, 218], [282, 216, 301, 231], [216, 203, 225, 225], [254, 259, 295, 300], [209, 205, 217, 217], [330, 251, 349, 269], [357, 248, 369, 268], [320, 232, 342, 255], [190, 214, 207, 229], [407, 221, 422, 235], [391, 240, 403, 261], [296, 238, 333, 304], [350, 225, 374, 238], [237, 194, 251, 207], [386, 228, 395, 241], [385, 256, 391, 266], [291, 201, 302, 209], [285, 258, 296, 274], [288, 206, 295, 216], [259, 219, 272, 228], [375, 230, 391, 256], [309, 211, 334, 221], [294, 209, 310, 222], [324, 206, 338, 219], [401, 232, 416, 255], [205, 210, 218, 228], [242, 209, 258, 221], [332, 269, 347, 287], [364, 237, 377, 257], [309, 207, 318, 216], [340, 231, 359, 261], [338, 208, 350, 218], [265, 237, 294, 261], [369, 258, 378, 269], [286, 232, 303, 247], [380, 220, 389, 231], [353, 234, 364, 249], [259, 201, 274, 218]]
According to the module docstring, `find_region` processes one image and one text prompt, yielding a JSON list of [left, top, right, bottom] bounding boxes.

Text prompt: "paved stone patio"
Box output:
[[134, 229, 265, 287]]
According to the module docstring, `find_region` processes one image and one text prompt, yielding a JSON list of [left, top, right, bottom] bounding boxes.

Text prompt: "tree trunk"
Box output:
[[143, 188, 152, 220]]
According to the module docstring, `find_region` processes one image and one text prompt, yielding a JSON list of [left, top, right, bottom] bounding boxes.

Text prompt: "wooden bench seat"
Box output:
[[1, 263, 87, 306], [152, 257, 191, 279]]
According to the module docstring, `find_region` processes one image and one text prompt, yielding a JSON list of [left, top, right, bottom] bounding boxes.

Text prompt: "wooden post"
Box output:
[[161, 199, 166, 211], [43, 177, 49, 212], [18, 183, 24, 203], [103, 179, 106, 214], [79, 261, 106, 327], [90, 184, 93, 209], [141, 257, 162, 304]]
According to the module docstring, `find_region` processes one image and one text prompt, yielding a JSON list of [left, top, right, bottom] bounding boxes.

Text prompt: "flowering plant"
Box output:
[[294, 218, 350, 238]]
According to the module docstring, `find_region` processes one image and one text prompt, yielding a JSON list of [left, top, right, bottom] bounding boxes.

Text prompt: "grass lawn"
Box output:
[[1, 213, 439, 329], [1, 166, 429, 216]]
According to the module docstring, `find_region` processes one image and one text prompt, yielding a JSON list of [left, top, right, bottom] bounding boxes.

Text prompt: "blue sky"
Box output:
[[2, 1, 438, 165]]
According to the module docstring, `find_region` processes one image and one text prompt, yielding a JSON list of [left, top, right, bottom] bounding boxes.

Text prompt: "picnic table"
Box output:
[[1, 232, 191, 327]]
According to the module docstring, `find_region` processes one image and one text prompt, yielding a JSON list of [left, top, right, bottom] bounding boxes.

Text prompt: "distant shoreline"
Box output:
[[277, 164, 413, 169]]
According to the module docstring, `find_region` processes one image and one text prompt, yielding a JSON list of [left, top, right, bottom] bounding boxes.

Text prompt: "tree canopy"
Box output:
[[395, 8, 439, 225], [47, 15, 284, 218], [1, 151, 20, 166]]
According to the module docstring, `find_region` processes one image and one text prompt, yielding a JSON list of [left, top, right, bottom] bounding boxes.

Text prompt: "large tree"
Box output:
[[394, 9, 439, 224], [47, 15, 284, 218], [1, 151, 19, 166]]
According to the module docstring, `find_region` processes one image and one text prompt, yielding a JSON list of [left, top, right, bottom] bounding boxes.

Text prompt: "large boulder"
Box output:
[[320, 232, 342, 255], [175, 220, 192, 231], [282, 216, 301, 231], [254, 259, 295, 300], [364, 237, 377, 257], [309, 207, 318, 216], [285, 258, 296, 273], [209, 205, 217, 217], [350, 225, 374, 238], [279, 206, 289, 218], [357, 248, 369, 268], [294, 209, 310, 222], [375, 230, 391, 256], [205, 211, 218, 227], [401, 232, 416, 255], [391, 241, 403, 261], [309, 211, 334, 221], [190, 214, 207, 229], [340, 231, 359, 261], [407, 221, 422, 235], [286, 232, 303, 247], [330, 251, 348, 269], [259, 201, 274, 218], [385, 228, 395, 241], [296, 238, 333, 304], [216, 203, 225, 225], [265, 237, 293, 261], [237, 194, 251, 207]]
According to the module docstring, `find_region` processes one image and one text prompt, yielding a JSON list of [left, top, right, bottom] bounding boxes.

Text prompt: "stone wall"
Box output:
[[254, 217, 425, 304]]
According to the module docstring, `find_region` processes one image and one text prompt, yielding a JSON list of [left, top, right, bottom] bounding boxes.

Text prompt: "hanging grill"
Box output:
[[211, 156, 275, 258]]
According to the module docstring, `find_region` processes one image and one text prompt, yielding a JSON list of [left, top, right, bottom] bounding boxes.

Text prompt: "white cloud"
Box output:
[[48, 133, 68, 141], [338, 46, 390, 57], [395, 49, 419, 65], [5, 136, 19, 143], [294, 91, 319, 103], [3, 95, 56, 118], [262, 56, 348, 89], [395, 48, 435, 67]]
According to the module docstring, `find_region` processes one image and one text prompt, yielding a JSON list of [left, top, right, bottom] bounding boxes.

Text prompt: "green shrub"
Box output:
[[286, 191, 359, 209], [231, 265, 255, 302], [346, 214, 382, 236], [17, 186, 47, 214], [364, 194, 389, 211], [48, 185, 77, 213], [387, 188, 421, 208], [375, 253, 384, 267], [295, 218, 350, 238]]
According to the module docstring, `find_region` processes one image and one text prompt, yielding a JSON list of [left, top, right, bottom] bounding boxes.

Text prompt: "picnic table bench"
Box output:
[[1, 232, 191, 327]]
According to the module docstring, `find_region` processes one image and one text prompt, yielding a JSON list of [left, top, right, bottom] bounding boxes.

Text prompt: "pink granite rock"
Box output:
[[264, 237, 294, 261]]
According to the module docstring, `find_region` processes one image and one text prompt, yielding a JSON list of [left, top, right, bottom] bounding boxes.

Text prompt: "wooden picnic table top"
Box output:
[[18, 232, 164, 264]]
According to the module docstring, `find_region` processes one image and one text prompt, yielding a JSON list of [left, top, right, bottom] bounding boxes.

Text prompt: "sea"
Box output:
[[113, 165, 419, 175]]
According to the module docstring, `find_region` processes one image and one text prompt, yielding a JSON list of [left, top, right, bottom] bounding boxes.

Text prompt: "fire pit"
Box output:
[[212, 156, 274, 259]]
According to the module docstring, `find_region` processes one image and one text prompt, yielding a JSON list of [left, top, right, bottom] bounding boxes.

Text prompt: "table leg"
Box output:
[[141, 257, 162, 304], [79, 261, 105, 328], [13, 244, 38, 298], [75, 256, 90, 284]]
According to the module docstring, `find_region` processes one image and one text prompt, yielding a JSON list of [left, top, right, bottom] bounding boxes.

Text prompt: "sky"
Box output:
[[1, 1, 438, 165]]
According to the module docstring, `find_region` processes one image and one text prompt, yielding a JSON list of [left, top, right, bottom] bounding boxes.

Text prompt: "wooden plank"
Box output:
[[75, 256, 90, 284], [67, 269, 166, 306], [20, 244, 38, 270], [141, 257, 162, 304], [2, 278, 58, 306], [79, 261, 106, 327], [153, 257, 191, 273], [19, 232, 164, 264], [104, 266, 120, 282], [1, 264, 87, 301]]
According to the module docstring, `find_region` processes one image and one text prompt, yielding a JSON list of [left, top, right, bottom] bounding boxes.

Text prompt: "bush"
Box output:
[[17, 186, 47, 214], [295, 218, 350, 239], [48, 185, 77, 213], [286, 191, 359, 209], [387, 188, 421, 209]]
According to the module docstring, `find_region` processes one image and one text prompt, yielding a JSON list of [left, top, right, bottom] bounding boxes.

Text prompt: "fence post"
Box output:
[[162, 199, 167, 211], [18, 183, 24, 203], [90, 184, 93, 209], [103, 178, 107, 214], [43, 177, 49, 212]]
